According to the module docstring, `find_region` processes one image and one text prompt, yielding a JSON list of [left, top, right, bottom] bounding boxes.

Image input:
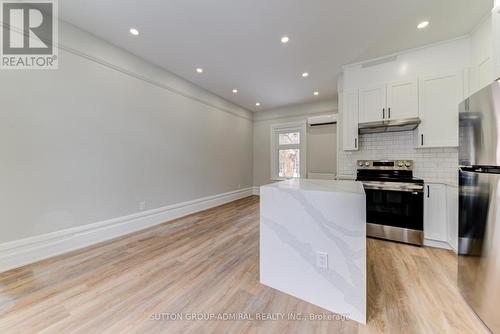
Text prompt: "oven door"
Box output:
[[362, 182, 424, 244]]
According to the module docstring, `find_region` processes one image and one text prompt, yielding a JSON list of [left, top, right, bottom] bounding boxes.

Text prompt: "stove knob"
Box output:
[[358, 161, 364, 167], [397, 161, 404, 167], [364, 161, 370, 167], [405, 161, 412, 167]]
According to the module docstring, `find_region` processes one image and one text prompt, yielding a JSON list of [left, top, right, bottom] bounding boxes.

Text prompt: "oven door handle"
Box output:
[[362, 183, 424, 192]]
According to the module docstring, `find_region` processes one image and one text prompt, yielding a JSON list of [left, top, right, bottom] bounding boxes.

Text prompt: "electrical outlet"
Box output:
[[316, 252, 328, 269], [238, 184, 241, 189], [139, 201, 146, 211]]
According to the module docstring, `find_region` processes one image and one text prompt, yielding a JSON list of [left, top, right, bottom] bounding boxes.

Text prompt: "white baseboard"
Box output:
[[252, 187, 260, 196], [0, 187, 253, 273], [424, 238, 453, 251]]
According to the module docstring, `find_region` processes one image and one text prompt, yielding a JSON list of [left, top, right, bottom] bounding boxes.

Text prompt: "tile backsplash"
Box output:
[[338, 131, 458, 185]]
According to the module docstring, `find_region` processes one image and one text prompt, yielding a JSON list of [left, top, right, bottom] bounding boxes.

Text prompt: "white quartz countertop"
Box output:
[[260, 177, 366, 323], [261, 178, 365, 195]]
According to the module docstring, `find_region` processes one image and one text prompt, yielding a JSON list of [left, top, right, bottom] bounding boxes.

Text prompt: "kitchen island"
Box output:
[[260, 179, 366, 324]]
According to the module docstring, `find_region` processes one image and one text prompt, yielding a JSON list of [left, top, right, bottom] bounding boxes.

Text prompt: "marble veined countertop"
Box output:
[[262, 178, 365, 195]]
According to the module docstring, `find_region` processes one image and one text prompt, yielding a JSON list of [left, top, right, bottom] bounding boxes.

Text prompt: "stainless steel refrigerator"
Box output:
[[458, 80, 500, 333]]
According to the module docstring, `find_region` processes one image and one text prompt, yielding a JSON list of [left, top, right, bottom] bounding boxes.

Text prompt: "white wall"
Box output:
[[253, 100, 337, 187], [338, 37, 473, 185], [0, 21, 253, 243]]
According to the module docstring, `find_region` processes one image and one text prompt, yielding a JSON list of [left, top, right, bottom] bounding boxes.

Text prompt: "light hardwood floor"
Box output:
[[0, 196, 488, 333]]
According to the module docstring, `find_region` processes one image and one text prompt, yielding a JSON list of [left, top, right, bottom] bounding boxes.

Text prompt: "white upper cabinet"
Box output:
[[493, 2, 500, 80], [358, 84, 386, 123], [359, 80, 418, 123], [386, 79, 418, 120], [468, 12, 495, 97], [340, 32, 475, 151], [342, 90, 359, 151], [417, 72, 463, 148]]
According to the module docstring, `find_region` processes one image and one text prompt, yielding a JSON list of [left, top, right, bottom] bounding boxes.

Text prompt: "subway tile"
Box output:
[[339, 132, 458, 185]]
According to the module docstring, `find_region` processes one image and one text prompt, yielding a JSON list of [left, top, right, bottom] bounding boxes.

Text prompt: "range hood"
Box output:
[[358, 117, 421, 134]]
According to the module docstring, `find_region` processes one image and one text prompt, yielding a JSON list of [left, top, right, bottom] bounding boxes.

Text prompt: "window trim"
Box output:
[[270, 121, 307, 181]]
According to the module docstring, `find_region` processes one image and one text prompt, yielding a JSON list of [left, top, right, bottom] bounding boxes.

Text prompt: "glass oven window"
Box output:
[[365, 189, 423, 230]]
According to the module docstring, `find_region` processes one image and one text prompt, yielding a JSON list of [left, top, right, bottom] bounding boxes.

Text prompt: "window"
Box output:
[[270, 122, 306, 180], [278, 133, 300, 178]]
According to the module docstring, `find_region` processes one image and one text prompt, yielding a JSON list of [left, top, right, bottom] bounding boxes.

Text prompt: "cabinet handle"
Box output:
[[354, 138, 357, 148], [382, 108, 385, 119], [421, 134, 424, 146], [388, 107, 391, 119], [427, 185, 430, 198]]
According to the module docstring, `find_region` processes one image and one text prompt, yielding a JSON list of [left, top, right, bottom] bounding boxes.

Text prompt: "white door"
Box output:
[[342, 90, 359, 151], [417, 72, 463, 148], [386, 79, 418, 120], [358, 84, 386, 123], [424, 183, 447, 242]]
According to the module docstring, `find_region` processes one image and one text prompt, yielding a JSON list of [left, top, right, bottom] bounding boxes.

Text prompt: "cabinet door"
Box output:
[[424, 184, 447, 242], [358, 84, 386, 123], [446, 185, 459, 251], [493, 3, 500, 80], [417, 72, 463, 148], [342, 90, 359, 151], [386, 79, 418, 120]]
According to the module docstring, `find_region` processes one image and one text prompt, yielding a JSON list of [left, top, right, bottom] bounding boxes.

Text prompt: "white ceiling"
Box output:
[[59, 0, 492, 111]]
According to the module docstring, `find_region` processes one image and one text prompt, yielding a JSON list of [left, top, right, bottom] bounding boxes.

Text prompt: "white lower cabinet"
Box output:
[[446, 185, 459, 251], [423, 183, 458, 251], [424, 183, 448, 243]]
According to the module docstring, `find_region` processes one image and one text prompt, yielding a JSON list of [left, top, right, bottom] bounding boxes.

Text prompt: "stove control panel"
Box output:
[[357, 160, 413, 170]]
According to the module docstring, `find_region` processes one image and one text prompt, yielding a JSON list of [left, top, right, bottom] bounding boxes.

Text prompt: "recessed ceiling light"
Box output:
[[196, 68, 203, 73], [129, 28, 139, 36], [232, 89, 238, 94], [313, 91, 319, 96], [302, 72, 309, 78], [281, 36, 289, 44], [255, 102, 261, 107], [417, 21, 429, 29]]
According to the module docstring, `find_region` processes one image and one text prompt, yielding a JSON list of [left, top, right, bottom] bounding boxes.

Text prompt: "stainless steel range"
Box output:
[[356, 160, 424, 246]]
